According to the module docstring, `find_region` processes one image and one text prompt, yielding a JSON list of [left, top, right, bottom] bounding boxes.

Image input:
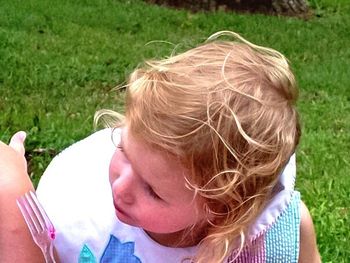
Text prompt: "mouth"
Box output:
[[113, 201, 130, 218]]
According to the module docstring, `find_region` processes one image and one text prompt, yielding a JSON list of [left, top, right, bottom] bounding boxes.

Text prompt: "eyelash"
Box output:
[[146, 185, 161, 200], [117, 143, 124, 152]]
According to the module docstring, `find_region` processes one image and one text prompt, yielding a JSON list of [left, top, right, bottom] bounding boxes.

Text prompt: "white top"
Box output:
[[36, 128, 296, 262]]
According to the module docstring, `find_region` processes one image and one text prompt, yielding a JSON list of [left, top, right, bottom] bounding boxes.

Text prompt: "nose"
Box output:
[[112, 168, 135, 205]]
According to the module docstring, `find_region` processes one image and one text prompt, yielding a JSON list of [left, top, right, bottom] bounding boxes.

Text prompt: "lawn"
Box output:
[[0, 0, 349, 261]]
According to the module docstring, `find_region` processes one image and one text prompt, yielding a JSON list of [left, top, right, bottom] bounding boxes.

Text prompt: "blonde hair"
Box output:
[[97, 31, 300, 262]]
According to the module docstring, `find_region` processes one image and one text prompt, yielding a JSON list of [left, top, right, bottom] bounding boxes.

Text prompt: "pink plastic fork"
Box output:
[[17, 191, 56, 263]]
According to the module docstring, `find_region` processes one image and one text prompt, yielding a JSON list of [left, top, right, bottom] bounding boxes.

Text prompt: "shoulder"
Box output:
[[52, 128, 116, 161], [37, 128, 118, 197], [299, 201, 321, 263], [40, 128, 117, 178]]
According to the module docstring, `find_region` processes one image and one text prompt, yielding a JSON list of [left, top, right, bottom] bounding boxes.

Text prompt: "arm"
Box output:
[[0, 132, 44, 262], [298, 201, 321, 263]]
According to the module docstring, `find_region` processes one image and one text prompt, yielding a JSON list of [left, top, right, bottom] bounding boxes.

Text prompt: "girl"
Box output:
[[0, 32, 320, 262]]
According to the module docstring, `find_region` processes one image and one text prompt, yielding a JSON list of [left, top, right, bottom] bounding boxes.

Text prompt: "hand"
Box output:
[[0, 131, 33, 192]]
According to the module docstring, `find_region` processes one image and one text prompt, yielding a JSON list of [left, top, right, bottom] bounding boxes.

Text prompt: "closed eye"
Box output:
[[146, 185, 162, 200]]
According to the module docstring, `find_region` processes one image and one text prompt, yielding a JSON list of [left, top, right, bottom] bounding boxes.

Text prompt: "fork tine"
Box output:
[[24, 194, 44, 233], [16, 196, 38, 236], [28, 191, 56, 239], [25, 192, 47, 232], [29, 191, 53, 228], [28, 191, 56, 240]]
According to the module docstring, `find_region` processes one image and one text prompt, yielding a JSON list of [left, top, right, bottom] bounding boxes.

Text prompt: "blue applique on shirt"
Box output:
[[79, 235, 141, 263], [78, 244, 97, 263], [100, 235, 141, 263]]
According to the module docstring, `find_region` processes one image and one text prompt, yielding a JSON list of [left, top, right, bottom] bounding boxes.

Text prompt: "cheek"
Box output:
[[139, 204, 204, 233], [170, 202, 207, 229]]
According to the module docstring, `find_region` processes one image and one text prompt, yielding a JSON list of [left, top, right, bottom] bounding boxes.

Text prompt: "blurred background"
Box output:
[[0, 0, 349, 261]]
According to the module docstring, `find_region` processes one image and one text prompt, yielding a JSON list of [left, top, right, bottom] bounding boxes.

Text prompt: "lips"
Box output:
[[113, 201, 130, 217]]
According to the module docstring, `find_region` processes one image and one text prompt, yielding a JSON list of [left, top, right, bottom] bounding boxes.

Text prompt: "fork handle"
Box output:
[[41, 244, 56, 263]]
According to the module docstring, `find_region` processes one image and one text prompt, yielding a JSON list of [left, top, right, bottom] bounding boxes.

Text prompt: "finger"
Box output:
[[9, 131, 27, 155]]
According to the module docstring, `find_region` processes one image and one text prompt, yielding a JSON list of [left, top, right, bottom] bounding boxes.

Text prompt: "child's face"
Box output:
[[109, 127, 207, 246]]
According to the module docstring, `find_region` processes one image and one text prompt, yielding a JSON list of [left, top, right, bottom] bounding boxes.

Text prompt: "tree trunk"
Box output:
[[145, 0, 309, 16], [272, 0, 309, 14]]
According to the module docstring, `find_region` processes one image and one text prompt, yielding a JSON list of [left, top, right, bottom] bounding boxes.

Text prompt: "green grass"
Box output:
[[0, 0, 349, 261]]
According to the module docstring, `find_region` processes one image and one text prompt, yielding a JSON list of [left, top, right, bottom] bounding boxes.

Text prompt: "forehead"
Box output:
[[121, 127, 194, 202]]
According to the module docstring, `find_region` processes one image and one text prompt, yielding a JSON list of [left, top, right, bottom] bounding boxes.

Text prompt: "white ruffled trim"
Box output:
[[248, 154, 296, 240]]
